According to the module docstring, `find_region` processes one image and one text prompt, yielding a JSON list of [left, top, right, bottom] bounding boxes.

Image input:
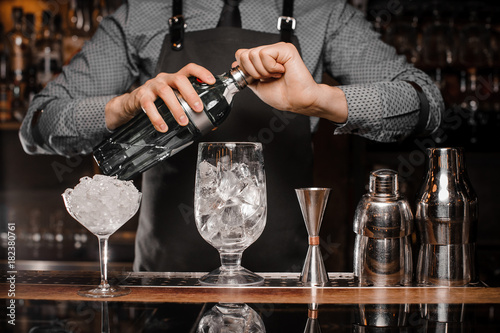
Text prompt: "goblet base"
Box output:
[[77, 285, 131, 298], [199, 266, 264, 286]]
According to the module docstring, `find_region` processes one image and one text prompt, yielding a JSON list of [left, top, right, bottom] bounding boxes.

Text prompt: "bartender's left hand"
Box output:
[[234, 42, 348, 124]]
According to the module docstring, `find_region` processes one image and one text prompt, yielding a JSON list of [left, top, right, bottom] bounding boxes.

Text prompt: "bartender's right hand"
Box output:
[[104, 63, 215, 132]]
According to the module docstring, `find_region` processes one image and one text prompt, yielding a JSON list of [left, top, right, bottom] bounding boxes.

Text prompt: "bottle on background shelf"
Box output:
[[0, 23, 12, 122], [7, 7, 31, 94], [23, 13, 37, 52], [11, 84, 26, 122], [35, 10, 63, 88]]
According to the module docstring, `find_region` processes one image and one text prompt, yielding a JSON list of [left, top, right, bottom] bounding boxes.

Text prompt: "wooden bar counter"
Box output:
[[6, 270, 500, 304], [2, 270, 500, 331]]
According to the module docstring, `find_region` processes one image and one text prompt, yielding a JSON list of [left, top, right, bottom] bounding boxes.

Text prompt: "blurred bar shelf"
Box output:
[[0, 121, 21, 130], [4, 270, 500, 304]]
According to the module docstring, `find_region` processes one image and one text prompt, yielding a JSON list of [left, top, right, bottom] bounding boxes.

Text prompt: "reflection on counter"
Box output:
[[420, 303, 473, 332], [4, 301, 500, 332], [197, 303, 265, 333], [355, 304, 411, 330], [304, 303, 321, 333]]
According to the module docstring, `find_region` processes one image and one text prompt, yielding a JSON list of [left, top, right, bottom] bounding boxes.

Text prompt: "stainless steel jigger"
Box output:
[[295, 187, 331, 286]]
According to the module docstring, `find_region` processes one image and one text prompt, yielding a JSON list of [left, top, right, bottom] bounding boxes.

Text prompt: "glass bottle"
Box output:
[[93, 66, 252, 180], [11, 84, 26, 122], [52, 14, 64, 65], [23, 13, 36, 52], [0, 23, 12, 123], [35, 11, 63, 88], [8, 7, 31, 89], [415, 147, 478, 286], [63, 0, 91, 64]]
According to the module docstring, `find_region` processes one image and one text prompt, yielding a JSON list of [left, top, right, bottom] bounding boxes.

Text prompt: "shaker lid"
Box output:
[[369, 169, 399, 197], [354, 169, 413, 238]]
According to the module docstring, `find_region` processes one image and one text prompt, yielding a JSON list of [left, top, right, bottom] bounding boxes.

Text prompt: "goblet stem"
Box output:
[[220, 251, 243, 271], [98, 235, 111, 291]]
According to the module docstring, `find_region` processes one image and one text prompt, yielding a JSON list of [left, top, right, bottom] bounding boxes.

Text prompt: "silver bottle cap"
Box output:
[[230, 66, 254, 89]]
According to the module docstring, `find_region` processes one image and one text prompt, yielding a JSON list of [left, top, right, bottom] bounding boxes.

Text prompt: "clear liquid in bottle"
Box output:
[[93, 67, 250, 180]]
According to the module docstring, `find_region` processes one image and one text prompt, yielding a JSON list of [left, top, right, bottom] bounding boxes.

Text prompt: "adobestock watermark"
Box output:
[[51, 154, 87, 182], [397, 72, 497, 179], [246, 108, 299, 145], [368, 0, 409, 31], [5, 221, 17, 326]]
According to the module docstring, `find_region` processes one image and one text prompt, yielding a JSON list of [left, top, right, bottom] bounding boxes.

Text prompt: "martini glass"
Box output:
[[194, 142, 267, 286], [62, 184, 141, 298]]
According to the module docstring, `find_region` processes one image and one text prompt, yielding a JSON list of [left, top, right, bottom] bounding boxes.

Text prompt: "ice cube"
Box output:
[[217, 170, 245, 201], [198, 160, 217, 179], [221, 205, 243, 226], [196, 194, 225, 216], [198, 160, 218, 190], [218, 154, 231, 171], [243, 206, 266, 230], [232, 162, 251, 180], [199, 213, 221, 243], [238, 184, 261, 206]]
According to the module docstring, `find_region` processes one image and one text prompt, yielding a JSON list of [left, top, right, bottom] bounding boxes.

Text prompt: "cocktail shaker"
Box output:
[[415, 147, 478, 286], [353, 169, 413, 286]]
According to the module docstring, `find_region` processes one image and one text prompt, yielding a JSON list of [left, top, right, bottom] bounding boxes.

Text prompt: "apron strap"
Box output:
[[278, 0, 295, 43], [170, 0, 296, 51], [169, 0, 185, 50]]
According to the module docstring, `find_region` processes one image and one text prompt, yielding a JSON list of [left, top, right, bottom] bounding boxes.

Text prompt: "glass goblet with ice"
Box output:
[[62, 175, 142, 297], [195, 142, 267, 285]]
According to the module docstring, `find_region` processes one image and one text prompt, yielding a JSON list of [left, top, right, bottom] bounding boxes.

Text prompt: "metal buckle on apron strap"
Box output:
[[277, 16, 296, 31], [169, 14, 186, 51], [277, 16, 296, 43]]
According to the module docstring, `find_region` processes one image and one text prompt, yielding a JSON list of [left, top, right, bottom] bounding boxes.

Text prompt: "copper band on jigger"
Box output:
[[308, 308, 318, 319], [308, 236, 320, 246]]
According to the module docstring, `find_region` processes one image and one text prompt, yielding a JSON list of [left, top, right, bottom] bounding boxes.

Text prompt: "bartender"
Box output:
[[19, 0, 444, 272]]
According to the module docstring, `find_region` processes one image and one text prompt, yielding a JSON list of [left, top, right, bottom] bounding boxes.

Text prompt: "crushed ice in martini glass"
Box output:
[[62, 174, 141, 236]]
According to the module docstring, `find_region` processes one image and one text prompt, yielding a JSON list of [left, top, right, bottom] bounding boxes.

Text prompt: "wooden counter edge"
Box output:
[[8, 284, 500, 304]]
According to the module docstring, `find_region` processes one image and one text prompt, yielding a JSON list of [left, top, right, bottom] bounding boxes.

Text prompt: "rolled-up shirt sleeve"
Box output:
[[19, 4, 139, 156], [324, 3, 444, 142]]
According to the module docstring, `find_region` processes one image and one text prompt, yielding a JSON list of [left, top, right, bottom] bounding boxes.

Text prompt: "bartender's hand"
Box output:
[[234, 42, 348, 123], [104, 63, 216, 132]]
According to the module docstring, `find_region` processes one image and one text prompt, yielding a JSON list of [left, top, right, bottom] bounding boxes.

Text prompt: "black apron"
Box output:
[[134, 4, 313, 273]]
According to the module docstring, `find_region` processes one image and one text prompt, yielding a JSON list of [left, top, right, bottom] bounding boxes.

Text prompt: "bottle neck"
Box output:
[[427, 148, 461, 178], [12, 12, 24, 32], [228, 66, 253, 90]]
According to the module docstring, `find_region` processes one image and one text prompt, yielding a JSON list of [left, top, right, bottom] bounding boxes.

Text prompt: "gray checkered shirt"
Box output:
[[19, 0, 444, 156]]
